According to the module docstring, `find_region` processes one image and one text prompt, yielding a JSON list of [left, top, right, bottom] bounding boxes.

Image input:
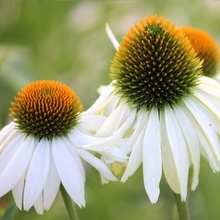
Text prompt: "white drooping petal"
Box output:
[[143, 108, 162, 204], [0, 122, 16, 152], [106, 23, 120, 50], [0, 127, 22, 154], [84, 85, 115, 116], [12, 175, 25, 210], [97, 146, 128, 163], [52, 138, 85, 207], [64, 137, 86, 182], [69, 127, 97, 146], [193, 89, 220, 133], [79, 107, 136, 151], [0, 121, 15, 136], [79, 115, 106, 132], [77, 148, 117, 182], [183, 97, 220, 166], [161, 107, 189, 200], [195, 87, 220, 117], [200, 76, 220, 90], [96, 102, 135, 137], [100, 93, 120, 116], [24, 139, 50, 211], [120, 109, 148, 155], [34, 193, 44, 214], [197, 80, 220, 109], [0, 135, 35, 197], [174, 104, 200, 190], [121, 128, 145, 182], [43, 146, 60, 211], [196, 125, 219, 172], [161, 118, 179, 195]]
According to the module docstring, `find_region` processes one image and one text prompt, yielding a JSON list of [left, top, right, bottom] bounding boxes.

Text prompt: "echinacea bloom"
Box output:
[[84, 15, 220, 203], [178, 27, 220, 77], [0, 80, 126, 214]]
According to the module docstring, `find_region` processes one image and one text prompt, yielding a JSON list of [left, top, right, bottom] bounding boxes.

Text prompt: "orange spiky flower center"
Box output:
[[10, 80, 83, 140], [110, 15, 202, 110], [179, 27, 220, 77]]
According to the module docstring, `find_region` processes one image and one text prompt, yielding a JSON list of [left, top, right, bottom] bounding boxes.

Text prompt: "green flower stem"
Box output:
[[173, 193, 190, 220], [60, 184, 79, 220]]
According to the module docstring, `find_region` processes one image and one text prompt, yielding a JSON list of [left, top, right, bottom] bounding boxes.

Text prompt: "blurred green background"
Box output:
[[0, 1, 220, 220]]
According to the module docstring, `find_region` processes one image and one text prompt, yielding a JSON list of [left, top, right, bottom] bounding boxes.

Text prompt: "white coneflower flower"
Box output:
[[0, 80, 126, 214], [83, 15, 220, 204]]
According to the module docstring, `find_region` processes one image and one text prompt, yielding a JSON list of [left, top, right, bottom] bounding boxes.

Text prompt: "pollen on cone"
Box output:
[[10, 80, 83, 139], [110, 15, 202, 110]]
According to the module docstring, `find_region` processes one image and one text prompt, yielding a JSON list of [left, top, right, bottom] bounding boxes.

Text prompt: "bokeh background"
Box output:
[[0, 1, 220, 220]]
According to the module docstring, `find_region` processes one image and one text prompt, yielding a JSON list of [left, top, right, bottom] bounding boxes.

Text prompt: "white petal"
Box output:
[[70, 126, 130, 158], [0, 121, 15, 136], [96, 102, 134, 136], [0, 122, 16, 145], [183, 97, 220, 163], [52, 138, 85, 207], [0, 126, 20, 154], [173, 104, 200, 190], [191, 119, 219, 171], [24, 139, 50, 211], [200, 76, 220, 90], [43, 146, 60, 211], [197, 81, 220, 106], [79, 115, 106, 132], [34, 193, 44, 214], [183, 98, 220, 171], [143, 108, 162, 203], [69, 127, 102, 147], [121, 128, 145, 182], [193, 89, 220, 133], [84, 85, 114, 116], [161, 123, 179, 194], [78, 107, 136, 151], [0, 133, 24, 174], [12, 175, 25, 210], [77, 148, 117, 182], [120, 109, 148, 155], [106, 23, 120, 50], [64, 137, 86, 182], [161, 107, 189, 200], [0, 135, 35, 197], [97, 147, 128, 163], [100, 93, 120, 116], [0, 135, 25, 175]]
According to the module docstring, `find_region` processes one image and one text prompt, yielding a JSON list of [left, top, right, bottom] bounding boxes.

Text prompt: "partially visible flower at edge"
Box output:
[[178, 26, 220, 78], [0, 80, 127, 214], [82, 15, 220, 204]]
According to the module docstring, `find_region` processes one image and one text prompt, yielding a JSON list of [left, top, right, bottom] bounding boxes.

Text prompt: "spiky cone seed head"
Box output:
[[10, 80, 83, 140], [110, 15, 202, 110]]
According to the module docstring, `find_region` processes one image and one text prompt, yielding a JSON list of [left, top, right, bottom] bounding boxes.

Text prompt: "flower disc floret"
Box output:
[[10, 80, 83, 140], [110, 15, 202, 110]]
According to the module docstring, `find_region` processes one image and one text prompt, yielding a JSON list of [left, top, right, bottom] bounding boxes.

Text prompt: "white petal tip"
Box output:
[[106, 23, 120, 50], [148, 191, 159, 204], [120, 175, 128, 183], [104, 174, 118, 182]]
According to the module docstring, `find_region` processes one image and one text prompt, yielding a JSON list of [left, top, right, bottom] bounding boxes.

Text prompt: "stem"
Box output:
[[60, 185, 79, 220], [173, 193, 190, 220], [173, 167, 193, 220]]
